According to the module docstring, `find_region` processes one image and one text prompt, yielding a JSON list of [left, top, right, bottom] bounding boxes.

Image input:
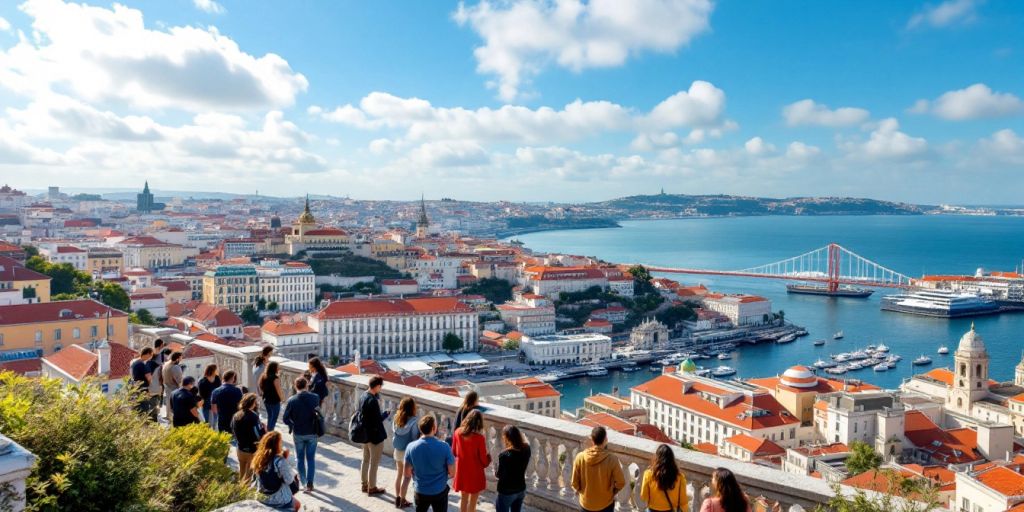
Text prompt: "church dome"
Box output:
[[680, 359, 697, 373], [956, 323, 987, 355], [297, 196, 315, 224], [781, 365, 818, 388]]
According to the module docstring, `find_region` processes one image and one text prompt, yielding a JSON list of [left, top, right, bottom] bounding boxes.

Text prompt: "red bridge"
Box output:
[[644, 243, 913, 290]]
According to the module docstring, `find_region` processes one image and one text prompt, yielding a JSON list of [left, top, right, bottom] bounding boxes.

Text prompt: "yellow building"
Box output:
[[116, 236, 198, 269], [0, 299, 129, 355], [0, 255, 51, 304], [284, 197, 350, 255], [202, 265, 259, 313], [86, 247, 124, 277], [370, 238, 408, 269]]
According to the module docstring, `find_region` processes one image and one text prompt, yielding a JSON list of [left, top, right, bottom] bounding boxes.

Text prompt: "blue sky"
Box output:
[[0, 0, 1021, 204]]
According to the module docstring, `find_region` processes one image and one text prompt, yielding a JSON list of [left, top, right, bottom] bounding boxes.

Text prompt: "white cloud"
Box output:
[[844, 118, 928, 161], [0, 17, 10, 32], [193, 0, 226, 15], [744, 137, 776, 156], [785, 141, 821, 161], [453, 0, 714, 101], [0, 120, 65, 165], [7, 94, 165, 141], [977, 129, 1024, 164], [642, 80, 726, 130], [911, 83, 1024, 120], [907, 0, 980, 29], [782, 99, 870, 127], [410, 140, 491, 167], [0, 0, 307, 111]]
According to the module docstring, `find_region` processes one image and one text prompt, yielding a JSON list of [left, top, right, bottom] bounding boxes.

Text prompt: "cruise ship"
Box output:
[[880, 289, 1000, 318]]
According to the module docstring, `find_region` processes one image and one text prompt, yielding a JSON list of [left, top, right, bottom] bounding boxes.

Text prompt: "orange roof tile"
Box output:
[[632, 374, 799, 430], [975, 466, 1024, 497], [724, 434, 786, 456], [314, 297, 472, 319], [262, 320, 317, 336], [693, 442, 718, 455]]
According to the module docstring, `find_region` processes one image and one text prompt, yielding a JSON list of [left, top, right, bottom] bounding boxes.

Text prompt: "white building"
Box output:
[[495, 302, 556, 336], [308, 297, 479, 360], [814, 390, 905, 458], [130, 292, 168, 318], [519, 332, 611, 365], [631, 370, 802, 448], [470, 377, 562, 418], [40, 340, 137, 396], [40, 245, 88, 271], [955, 463, 1024, 512], [381, 279, 419, 295], [701, 294, 772, 326], [410, 255, 463, 290], [522, 266, 608, 298], [262, 319, 320, 360], [255, 260, 316, 312]]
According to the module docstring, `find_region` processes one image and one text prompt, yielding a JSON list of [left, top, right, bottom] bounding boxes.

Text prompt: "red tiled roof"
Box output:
[[55, 245, 86, 253], [0, 241, 24, 253], [974, 466, 1024, 497], [748, 376, 879, 394], [120, 236, 175, 247], [181, 303, 243, 327], [314, 297, 472, 319], [336, 359, 387, 376], [693, 442, 719, 455], [904, 420, 983, 465], [584, 394, 632, 412], [0, 358, 42, 375], [524, 266, 607, 281], [131, 293, 165, 300], [381, 279, 417, 285], [0, 256, 50, 282], [304, 228, 348, 236], [42, 342, 137, 381], [155, 279, 192, 292], [63, 219, 97, 228], [632, 374, 799, 430], [0, 299, 127, 326], [262, 320, 317, 336], [724, 434, 786, 456], [792, 443, 849, 457]]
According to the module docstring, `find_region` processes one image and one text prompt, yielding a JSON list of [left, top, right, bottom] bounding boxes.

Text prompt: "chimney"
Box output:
[[976, 423, 1013, 462], [96, 340, 111, 375]]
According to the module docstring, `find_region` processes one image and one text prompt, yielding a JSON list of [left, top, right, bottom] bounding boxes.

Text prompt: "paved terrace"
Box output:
[[187, 339, 858, 512]]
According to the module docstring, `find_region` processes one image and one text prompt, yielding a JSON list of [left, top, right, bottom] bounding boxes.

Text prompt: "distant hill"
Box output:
[[590, 194, 933, 217]]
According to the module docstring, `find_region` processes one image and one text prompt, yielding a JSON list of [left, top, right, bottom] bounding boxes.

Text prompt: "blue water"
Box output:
[[515, 215, 1024, 412]]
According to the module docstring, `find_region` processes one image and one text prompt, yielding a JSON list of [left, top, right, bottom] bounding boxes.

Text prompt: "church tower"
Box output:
[[416, 195, 430, 238], [948, 323, 989, 416], [293, 195, 316, 237]]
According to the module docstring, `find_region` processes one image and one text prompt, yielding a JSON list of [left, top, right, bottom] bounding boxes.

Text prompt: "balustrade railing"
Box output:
[[189, 341, 843, 512]]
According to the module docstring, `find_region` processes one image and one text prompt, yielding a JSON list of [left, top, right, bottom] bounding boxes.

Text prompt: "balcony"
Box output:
[[192, 340, 842, 512]]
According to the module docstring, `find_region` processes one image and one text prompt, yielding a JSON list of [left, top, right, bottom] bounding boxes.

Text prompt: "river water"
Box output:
[[515, 215, 1024, 412]]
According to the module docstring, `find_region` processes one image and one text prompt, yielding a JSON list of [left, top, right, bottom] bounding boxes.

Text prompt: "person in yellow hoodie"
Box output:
[[571, 426, 625, 512], [640, 444, 688, 512]]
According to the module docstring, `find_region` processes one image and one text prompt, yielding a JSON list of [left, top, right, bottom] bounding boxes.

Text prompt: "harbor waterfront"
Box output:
[[515, 215, 1024, 412]]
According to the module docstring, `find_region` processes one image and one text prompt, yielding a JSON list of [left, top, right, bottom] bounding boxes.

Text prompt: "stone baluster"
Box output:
[[546, 439, 560, 492], [486, 424, 502, 484], [615, 456, 632, 511], [631, 460, 645, 511], [531, 435, 547, 491], [685, 477, 704, 512], [560, 444, 577, 499]]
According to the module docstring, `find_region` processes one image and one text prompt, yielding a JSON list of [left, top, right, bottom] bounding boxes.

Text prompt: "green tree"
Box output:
[[818, 478, 939, 512], [240, 305, 260, 325], [762, 313, 771, 325], [462, 278, 513, 304], [22, 245, 39, 257], [442, 332, 464, 354], [131, 308, 156, 325], [257, 298, 267, 311], [845, 441, 883, 476], [627, 265, 652, 283], [501, 338, 520, 351], [93, 281, 130, 311], [655, 304, 696, 327], [267, 300, 279, 311], [26, 257, 85, 296], [0, 372, 253, 511]]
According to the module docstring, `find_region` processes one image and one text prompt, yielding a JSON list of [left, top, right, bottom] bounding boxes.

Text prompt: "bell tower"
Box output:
[[948, 323, 989, 416]]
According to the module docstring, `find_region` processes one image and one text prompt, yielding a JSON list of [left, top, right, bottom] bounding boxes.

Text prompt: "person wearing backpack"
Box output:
[[283, 376, 322, 493], [353, 375, 390, 495], [252, 431, 301, 511], [641, 444, 688, 512]]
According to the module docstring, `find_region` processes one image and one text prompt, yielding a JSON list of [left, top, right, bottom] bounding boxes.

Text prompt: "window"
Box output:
[[54, 328, 61, 341], [73, 327, 80, 339], [91, 326, 98, 337], [35, 330, 42, 343]]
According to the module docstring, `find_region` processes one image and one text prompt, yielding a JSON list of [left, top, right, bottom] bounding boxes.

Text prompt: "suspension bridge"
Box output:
[[643, 243, 914, 291]]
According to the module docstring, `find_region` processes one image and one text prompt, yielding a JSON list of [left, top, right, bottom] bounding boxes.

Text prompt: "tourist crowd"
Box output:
[[129, 347, 756, 512]]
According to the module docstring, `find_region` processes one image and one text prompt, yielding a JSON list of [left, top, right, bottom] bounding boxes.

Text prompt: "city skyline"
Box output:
[[0, 0, 1022, 203]]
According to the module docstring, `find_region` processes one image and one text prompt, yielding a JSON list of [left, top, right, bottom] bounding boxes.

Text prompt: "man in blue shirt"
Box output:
[[283, 376, 322, 493], [210, 370, 243, 433], [170, 376, 201, 427], [404, 415, 454, 512]]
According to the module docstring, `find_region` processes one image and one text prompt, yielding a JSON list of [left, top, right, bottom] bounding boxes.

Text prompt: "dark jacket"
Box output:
[[231, 410, 265, 453], [283, 390, 321, 436], [358, 391, 387, 444], [211, 383, 243, 432], [310, 371, 328, 403]]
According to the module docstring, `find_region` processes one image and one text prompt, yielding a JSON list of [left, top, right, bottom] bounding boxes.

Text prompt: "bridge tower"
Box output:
[[827, 243, 841, 292]]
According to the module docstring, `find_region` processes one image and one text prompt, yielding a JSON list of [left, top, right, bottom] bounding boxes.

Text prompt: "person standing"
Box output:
[[211, 370, 243, 434], [355, 375, 389, 495], [171, 376, 202, 428], [252, 345, 274, 396], [494, 425, 531, 512], [404, 415, 455, 512], [252, 431, 301, 512], [392, 397, 420, 509], [307, 357, 329, 405], [161, 351, 184, 423], [571, 426, 625, 512], [449, 391, 481, 443], [231, 393, 266, 484], [259, 361, 284, 431], [283, 376, 321, 493], [641, 444, 688, 512], [453, 410, 490, 512], [198, 364, 221, 428], [700, 468, 750, 512], [145, 348, 164, 421], [129, 347, 154, 414]]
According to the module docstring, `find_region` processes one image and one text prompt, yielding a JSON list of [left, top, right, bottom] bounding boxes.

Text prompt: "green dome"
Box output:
[[680, 359, 697, 373]]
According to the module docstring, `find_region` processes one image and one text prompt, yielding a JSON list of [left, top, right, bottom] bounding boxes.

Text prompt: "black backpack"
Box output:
[[257, 456, 284, 495]]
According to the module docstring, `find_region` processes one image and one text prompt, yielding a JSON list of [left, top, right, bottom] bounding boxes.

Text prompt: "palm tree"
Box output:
[[777, 309, 786, 326]]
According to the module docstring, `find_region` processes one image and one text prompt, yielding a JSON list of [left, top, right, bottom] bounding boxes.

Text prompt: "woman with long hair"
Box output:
[[198, 364, 221, 428], [252, 431, 300, 511], [392, 397, 420, 508], [230, 393, 266, 483], [494, 425, 531, 512], [700, 468, 749, 512], [641, 444, 688, 512], [450, 391, 480, 442], [452, 410, 490, 512], [252, 345, 274, 396], [307, 357, 329, 405], [259, 361, 284, 431]]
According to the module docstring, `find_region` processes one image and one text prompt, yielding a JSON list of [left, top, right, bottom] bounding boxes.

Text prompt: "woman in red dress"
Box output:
[[452, 409, 491, 512]]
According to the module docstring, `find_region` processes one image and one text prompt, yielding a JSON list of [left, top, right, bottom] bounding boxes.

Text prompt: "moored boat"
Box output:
[[912, 355, 933, 366], [937, 346, 949, 355], [813, 339, 826, 346], [833, 331, 844, 339], [711, 366, 737, 377], [585, 366, 610, 377]]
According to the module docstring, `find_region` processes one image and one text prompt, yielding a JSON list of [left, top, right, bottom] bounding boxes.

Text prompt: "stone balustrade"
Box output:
[[0, 434, 34, 512], [191, 340, 849, 512]]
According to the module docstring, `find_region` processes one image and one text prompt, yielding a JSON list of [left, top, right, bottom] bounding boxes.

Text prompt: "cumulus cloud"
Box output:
[[7, 94, 165, 141], [0, 0, 307, 111], [642, 81, 727, 130], [782, 99, 870, 127], [453, 0, 714, 101], [744, 137, 776, 156], [193, 0, 226, 14], [844, 118, 928, 161], [410, 140, 491, 167], [907, 0, 980, 29], [977, 129, 1024, 164], [911, 83, 1024, 120], [0, 17, 10, 31]]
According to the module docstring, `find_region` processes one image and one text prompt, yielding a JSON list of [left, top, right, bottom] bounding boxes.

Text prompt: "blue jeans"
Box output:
[[265, 402, 281, 431], [496, 490, 525, 512], [294, 434, 318, 486], [203, 404, 217, 428]]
